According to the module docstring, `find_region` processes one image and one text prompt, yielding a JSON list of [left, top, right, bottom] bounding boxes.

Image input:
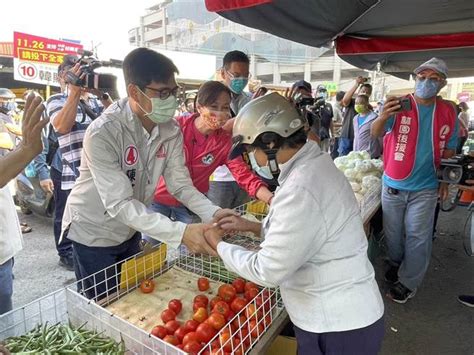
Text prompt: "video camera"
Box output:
[[294, 94, 326, 128], [438, 154, 474, 185], [65, 49, 122, 92]]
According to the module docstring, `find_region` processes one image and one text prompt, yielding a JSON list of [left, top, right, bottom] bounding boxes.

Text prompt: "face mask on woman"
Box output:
[[136, 87, 178, 124], [248, 151, 274, 180], [200, 108, 230, 130]]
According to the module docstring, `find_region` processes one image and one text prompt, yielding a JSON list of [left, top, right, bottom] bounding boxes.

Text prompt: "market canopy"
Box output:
[[205, 0, 474, 79]]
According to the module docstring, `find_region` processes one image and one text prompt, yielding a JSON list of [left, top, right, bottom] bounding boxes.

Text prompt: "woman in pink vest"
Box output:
[[371, 58, 458, 304], [148, 81, 273, 231]]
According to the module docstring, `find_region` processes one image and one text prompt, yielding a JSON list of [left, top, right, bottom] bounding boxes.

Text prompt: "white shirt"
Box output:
[[62, 99, 220, 248], [0, 185, 22, 265], [217, 141, 384, 333]]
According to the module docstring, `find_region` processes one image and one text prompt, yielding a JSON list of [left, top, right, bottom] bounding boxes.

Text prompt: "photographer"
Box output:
[[42, 55, 112, 270], [371, 58, 459, 303], [314, 84, 334, 153]]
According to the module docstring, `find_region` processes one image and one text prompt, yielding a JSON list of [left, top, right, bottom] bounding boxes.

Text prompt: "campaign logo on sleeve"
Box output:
[[124, 145, 139, 166]]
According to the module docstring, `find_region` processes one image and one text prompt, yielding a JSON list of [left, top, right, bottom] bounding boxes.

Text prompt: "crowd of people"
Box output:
[[1, 48, 472, 354]]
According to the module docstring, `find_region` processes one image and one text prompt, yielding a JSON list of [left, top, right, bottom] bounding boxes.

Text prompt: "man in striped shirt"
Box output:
[[45, 55, 112, 269]]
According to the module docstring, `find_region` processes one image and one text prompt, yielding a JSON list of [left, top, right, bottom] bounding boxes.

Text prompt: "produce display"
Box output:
[[334, 151, 383, 204], [1, 322, 125, 354]]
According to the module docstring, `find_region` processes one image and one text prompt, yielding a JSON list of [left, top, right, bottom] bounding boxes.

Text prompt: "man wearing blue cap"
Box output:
[[372, 58, 458, 303]]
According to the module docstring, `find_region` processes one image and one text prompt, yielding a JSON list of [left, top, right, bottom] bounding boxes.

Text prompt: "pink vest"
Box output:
[[383, 94, 456, 181]]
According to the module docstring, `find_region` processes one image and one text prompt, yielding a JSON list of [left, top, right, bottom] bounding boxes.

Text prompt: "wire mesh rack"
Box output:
[[0, 201, 282, 354]]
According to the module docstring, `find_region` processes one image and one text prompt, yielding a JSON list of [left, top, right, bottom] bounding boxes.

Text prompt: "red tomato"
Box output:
[[163, 334, 179, 346], [218, 285, 237, 303], [196, 323, 217, 343], [164, 320, 181, 335], [212, 301, 231, 319], [225, 310, 236, 323], [174, 326, 189, 343], [194, 294, 209, 307], [183, 340, 203, 354], [176, 344, 184, 350], [230, 297, 247, 313], [245, 281, 258, 292], [232, 315, 247, 330], [168, 299, 182, 315], [193, 307, 208, 323], [210, 296, 223, 309], [244, 288, 259, 302], [245, 304, 258, 321], [239, 327, 251, 347], [198, 277, 210, 291], [207, 312, 226, 330], [193, 301, 207, 312], [219, 331, 240, 353], [161, 309, 177, 323], [248, 320, 264, 338], [151, 325, 167, 339], [255, 293, 271, 313], [232, 278, 245, 293], [182, 331, 199, 346], [183, 319, 199, 333], [140, 279, 155, 293]]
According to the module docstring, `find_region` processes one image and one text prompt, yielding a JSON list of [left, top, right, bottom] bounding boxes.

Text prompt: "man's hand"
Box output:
[[356, 76, 366, 85], [40, 179, 54, 194], [213, 208, 240, 224], [204, 226, 226, 251], [21, 93, 48, 156], [439, 182, 449, 201], [457, 179, 474, 192], [181, 223, 217, 256], [380, 97, 401, 122], [66, 63, 85, 95]]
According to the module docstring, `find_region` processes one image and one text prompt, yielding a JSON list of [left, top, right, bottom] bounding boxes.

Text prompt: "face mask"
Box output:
[[0, 102, 15, 113], [415, 79, 440, 99], [355, 104, 367, 114], [319, 92, 328, 100], [229, 78, 248, 95], [200, 108, 230, 130], [248, 151, 274, 180], [137, 87, 178, 124]]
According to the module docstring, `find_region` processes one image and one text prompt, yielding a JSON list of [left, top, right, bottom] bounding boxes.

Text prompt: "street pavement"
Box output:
[[11, 204, 474, 354]]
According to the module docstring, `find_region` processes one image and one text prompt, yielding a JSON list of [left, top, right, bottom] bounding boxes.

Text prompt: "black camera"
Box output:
[[438, 155, 474, 185], [65, 49, 122, 92]]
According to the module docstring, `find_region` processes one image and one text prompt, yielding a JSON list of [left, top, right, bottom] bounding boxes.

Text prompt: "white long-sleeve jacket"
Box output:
[[218, 141, 384, 333], [61, 99, 220, 248]]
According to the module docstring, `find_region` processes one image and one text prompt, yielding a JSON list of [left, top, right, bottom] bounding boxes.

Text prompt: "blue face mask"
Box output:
[[319, 91, 328, 100], [248, 151, 274, 180], [229, 78, 248, 95], [415, 78, 440, 99]]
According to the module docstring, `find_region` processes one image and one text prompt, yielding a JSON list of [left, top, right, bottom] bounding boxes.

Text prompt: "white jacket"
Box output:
[[218, 141, 384, 333], [0, 185, 22, 265], [61, 99, 220, 248]]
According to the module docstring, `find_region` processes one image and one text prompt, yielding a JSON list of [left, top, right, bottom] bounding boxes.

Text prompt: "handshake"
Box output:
[[180, 209, 262, 256]]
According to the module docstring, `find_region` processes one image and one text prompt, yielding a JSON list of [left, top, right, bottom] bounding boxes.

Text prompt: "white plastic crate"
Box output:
[[0, 201, 283, 354]]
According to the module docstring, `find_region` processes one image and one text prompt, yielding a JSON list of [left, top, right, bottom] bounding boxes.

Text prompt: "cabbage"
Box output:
[[362, 175, 381, 189], [359, 186, 368, 195], [347, 151, 364, 161], [360, 151, 371, 160], [344, 168, 357, 180], [334, 156, 348, 166], [350, 182, 361, 192]]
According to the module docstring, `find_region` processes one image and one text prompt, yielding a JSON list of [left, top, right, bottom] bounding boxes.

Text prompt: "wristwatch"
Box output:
[[101, 92, 110, 101]]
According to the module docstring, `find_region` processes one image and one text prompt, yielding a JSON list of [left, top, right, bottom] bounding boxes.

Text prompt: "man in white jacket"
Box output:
[[61, 48, 233, 299], [0, 93, 48, 314], [207, 93, 384, 355]]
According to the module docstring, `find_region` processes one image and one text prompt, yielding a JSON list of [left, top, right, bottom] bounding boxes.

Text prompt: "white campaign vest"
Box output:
[[0, 185, 23, 265]]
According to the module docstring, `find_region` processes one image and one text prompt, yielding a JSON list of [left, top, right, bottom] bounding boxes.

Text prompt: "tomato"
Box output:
[[218, 285, 237, 303], [212, 301, 231, 319], [194, 294, 209, 307], [232, 278, 245, 293], [225, 310, 236, 323], [168, 299, 182, 315], [255, 294, 271, 313], [193, 307, 208, 323], [183, 319, 199, 333], [245, 304, 258, 321], [207, 312, 226, 330], [248, 319, 264, 338], [230, 297, 247, 313], [245, 281, 258, 292], [182, 331, 199, 345], [140, 279, 155, 293], [198, 277, 210, 291], [165, 320, 181, 335], [196, 323, 217, 343], [244, 288, 259, 302], [174, 326, 189, 343], [232, 315, 247, 330], [239, 327, 251, 347], [210, 296, 223, 309], [193, 301, 207, 312], [151, 325, 167, 339], [163, 334, 179, 346], [161, 309, 177, 323], [176, 344, 184, 350], [219, 331, 240, 353], [183, 340, 203, 354]]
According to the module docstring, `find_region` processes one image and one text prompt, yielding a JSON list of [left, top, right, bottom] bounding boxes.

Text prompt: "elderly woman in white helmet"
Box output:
[[206, 93, 385, 355]]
